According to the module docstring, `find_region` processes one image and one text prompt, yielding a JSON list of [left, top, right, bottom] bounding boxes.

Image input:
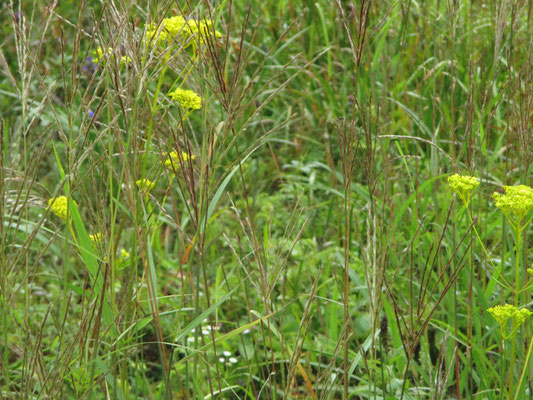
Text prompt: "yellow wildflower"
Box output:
[[164, 16, 187, 37], [136, 179, 155, 193], [119, 249, 130, 261], [488, 304, 516, 328], [513, 308, 532, 327], [169, 88, 202, 110], [182, 19, 223, 55], [493, 185, 533, 226], [93, 46, 131, 64], [187, 19, 222, 41], [145, 16, 221, 51], [163, 151, 195, 169], [48, 196, 77, 222], [488, 304, 532, 339], [93, 47, 112, 63], [89, 233, 103, 246], [114, 248, 131, 270], [448, 174, 479, 206], [145, 16, 187, 47]]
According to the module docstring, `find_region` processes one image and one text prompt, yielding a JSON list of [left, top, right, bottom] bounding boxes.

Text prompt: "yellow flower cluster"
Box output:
[[114, 248, 131, 270], [93, 47, 131, 64], [169, 88, 202, 110], [93, 47, 112, 63], [448, 174, 480, 206], [48, 196, 77, 222], [146, 16, 186, 44], [135, 179, 155, 193], [448, 175, 533, 226], [119, 248, 130, 261], [145, 16, 221, 49], [493, 185, 533, 225], [163, 151, 195, 169], [89, 233, 103, 246], [187, 19, 222, 46], [488, 304, 532, 339]]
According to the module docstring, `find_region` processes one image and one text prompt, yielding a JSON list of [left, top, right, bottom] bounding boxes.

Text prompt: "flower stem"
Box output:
[[508, 223, 521, 399], [512, 335, 533, 400], [464, 207, 512, 291]]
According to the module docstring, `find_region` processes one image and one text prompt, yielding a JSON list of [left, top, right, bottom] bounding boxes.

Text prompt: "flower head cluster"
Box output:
[[135, 179, 155, 193], [48, 196, 77, 222], [111, 248, 131, 271], [146, 16, 187, 45], [169, 88, 202, 110], [92, 46, 131, 64], [163, 151, 195, 169], [89, 233, 103, 246], [488, 304, 532, 339], [513, 308, 532, 326], [159, 16, 188, 38], [186, 19, 223, 46], [448, 174, 480, 206], [145, 16, 221, 50], [93, 47, 112, 63], [119, 249, 130, 261], [492, 185, 533, 226]]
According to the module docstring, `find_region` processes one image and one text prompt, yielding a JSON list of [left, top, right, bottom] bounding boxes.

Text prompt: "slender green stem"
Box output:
[[513, 335, 533, 400], [141, 52, 171, 177], [464, 207, 512, 291], [514, 225, 520, 307], [500, 337, 506, 400], [508, 331, 517, 399], [507, 224, 521, 399], [142, 55, 193, 177]]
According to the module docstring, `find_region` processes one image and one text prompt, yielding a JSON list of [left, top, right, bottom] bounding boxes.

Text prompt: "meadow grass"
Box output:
[[0, 1, 532, 399]]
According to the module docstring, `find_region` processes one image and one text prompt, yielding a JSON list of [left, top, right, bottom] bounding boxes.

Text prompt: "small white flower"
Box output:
[[223, 351, 231, 357], [229, 357, 238, 364]]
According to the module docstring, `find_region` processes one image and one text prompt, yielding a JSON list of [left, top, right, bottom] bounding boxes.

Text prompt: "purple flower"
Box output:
[[88, 110, 95, 118], [83, 56, 97, 76], [13, 12, 22, 24]]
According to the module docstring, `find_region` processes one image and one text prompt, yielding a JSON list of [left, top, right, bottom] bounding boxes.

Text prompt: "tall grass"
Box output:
[[1, 0, 532, 399]]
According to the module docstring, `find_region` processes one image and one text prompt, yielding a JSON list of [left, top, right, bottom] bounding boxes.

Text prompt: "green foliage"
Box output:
[[1, 1, 532, 399]]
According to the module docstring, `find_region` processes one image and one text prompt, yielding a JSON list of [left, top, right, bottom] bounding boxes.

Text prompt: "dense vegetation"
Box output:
[[1, 1, 532, 399]]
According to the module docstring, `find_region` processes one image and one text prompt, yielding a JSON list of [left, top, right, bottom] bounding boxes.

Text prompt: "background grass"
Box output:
[[1, 0, 532, 399]]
